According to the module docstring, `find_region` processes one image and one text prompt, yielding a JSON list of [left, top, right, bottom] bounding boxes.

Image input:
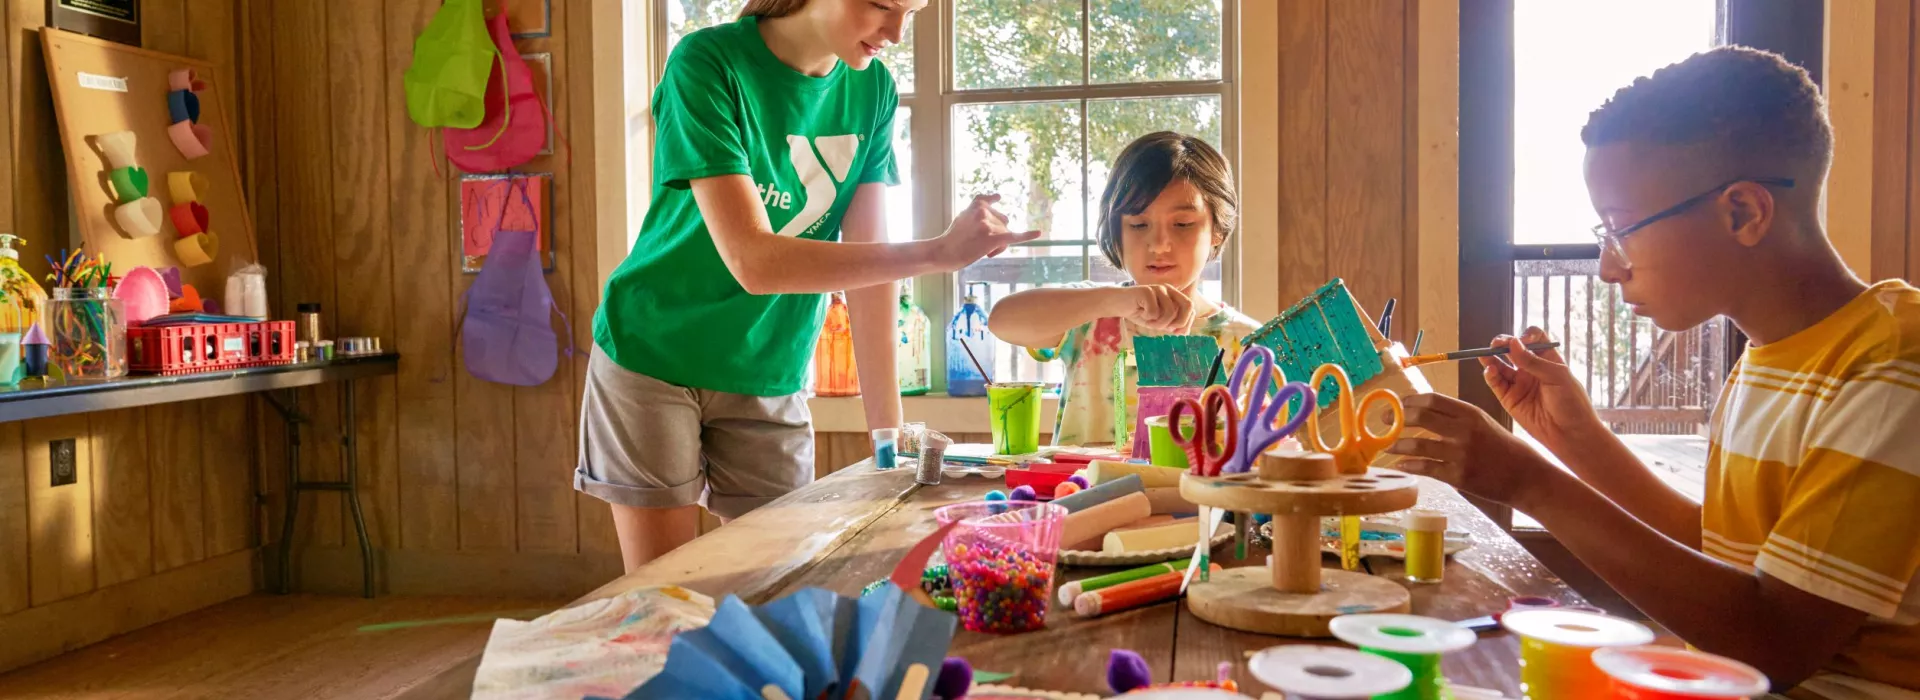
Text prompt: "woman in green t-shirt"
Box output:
[[579, 0, 1037, 572]]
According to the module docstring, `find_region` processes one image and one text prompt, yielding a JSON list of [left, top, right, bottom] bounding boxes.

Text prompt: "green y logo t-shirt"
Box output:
[[593, 17, 900, 396]]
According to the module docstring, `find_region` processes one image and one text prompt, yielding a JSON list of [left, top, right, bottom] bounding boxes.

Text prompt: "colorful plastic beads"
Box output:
[[948, 545, 1053, 633]]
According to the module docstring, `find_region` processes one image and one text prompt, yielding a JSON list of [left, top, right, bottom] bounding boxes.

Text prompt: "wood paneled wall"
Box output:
[[1860, 0, 1920, 282], [0, 0, 259, 674], [243, 0, 622, 592]]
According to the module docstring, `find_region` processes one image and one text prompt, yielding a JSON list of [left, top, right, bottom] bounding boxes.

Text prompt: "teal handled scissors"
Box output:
[[1224, 345, 1316, 474], [1168, 385, 1238, 477]]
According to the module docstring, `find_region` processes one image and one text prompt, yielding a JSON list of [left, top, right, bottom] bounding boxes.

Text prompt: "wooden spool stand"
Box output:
[[1179, 450, 1420, 638]]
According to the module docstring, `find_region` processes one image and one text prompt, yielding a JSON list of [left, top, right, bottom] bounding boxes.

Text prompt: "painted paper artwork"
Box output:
[[470, 585, 717, 700], [1240, 278, 1383, 409], [461, 173, 553, 273], [1133, 334, 1217, 387]]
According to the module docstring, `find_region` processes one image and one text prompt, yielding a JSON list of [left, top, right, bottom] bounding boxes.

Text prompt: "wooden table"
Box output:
[[405, 458, 1588, 698]]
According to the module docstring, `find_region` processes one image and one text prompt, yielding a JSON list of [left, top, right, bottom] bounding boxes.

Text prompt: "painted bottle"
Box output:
[[945, 283, 996, 397], [0, 235, 46, 385], [896, 284, 930, 396], [814, 292, 859, 397]]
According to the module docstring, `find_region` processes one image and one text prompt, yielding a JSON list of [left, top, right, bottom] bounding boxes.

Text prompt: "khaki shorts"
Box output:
[[574, 350, 814, 519]]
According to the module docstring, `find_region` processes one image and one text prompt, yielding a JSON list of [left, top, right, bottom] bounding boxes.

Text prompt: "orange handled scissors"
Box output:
[[1168, 385, 1239, 477], [1304, 363, 1405, 474]]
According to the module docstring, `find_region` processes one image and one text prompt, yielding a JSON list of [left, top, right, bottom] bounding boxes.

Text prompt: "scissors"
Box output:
[[1223, 345, 1316, 473], [1167, 385, 1239, 477], [1304, 363, 1406, 474]]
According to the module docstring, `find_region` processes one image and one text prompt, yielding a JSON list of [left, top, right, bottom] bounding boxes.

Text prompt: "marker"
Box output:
[[1400, 342, 1561, 368]]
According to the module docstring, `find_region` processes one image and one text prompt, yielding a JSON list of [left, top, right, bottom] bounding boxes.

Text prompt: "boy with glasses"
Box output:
[[1389, 46, 1920, 695]]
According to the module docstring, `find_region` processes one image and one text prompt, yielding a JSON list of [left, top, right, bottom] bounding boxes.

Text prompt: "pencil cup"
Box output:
[[934, 500, 1066, 634], [48, 288, 126, 379], [986, 382, 1042, 455], [1144, 413, 1193, 469]]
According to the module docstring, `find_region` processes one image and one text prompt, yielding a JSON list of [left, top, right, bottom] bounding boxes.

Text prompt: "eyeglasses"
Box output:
[[1590, 177, 1795, 268]]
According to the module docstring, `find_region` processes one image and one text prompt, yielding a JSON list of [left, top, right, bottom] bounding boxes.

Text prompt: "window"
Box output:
[[657, 0, 1235, 394]]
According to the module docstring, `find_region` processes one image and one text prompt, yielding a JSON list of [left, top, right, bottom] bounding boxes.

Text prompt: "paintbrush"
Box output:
[[1399, 342, 1561, 368], [1203, 348, 1224, 387], [959, 338, 992, 384]]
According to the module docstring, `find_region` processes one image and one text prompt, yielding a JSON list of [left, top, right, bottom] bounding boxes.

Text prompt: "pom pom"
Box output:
[[1053, 482, 1082, 499], [1009, 485, 1037, 502], [984, 489, 1008, 501], [933, 657, 974, 699], [1067, 475, 1090, 489], [1107, 649, 1153, 694]]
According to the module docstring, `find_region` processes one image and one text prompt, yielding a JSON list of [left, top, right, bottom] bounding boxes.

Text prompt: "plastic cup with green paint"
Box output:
[[987, 382, 1043, 455]]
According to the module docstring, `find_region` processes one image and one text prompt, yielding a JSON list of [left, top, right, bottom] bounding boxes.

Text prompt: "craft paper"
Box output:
[[1129, 385, 1203, 460], [470, 585, 716, 700], [1133, 335, 1218, 387]]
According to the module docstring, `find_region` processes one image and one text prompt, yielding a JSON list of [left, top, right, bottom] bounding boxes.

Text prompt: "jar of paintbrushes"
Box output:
[[46, 252, 126, 379]]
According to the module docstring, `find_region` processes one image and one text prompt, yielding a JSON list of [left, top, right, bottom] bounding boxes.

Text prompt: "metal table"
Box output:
[[0, 353, 400, 597]]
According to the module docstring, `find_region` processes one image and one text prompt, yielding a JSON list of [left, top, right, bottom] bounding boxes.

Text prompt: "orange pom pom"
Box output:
[[1053, 481, 1082, 499]]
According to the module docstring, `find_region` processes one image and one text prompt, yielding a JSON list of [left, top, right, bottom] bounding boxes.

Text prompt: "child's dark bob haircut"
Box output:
[[1095, 131, 1238, 270]]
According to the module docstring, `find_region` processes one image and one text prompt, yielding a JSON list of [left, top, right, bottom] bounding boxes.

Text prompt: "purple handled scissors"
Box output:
[[1224, 345, 1316, 473]]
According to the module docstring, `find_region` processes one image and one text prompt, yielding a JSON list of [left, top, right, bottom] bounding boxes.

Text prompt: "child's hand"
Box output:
[[1111, 284, 1194, 333], [1386, 393, 1559, 508], [930, 194, 1043, 271], [1481, 328, 1605, 454]]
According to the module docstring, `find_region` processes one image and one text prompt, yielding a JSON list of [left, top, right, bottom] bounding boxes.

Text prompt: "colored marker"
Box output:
[[1057, 559, 1194, 605]]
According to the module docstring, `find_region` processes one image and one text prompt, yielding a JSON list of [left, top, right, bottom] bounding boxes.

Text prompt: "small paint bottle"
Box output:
[[1403, 509, 1447, 583], [871, 427, 898, 470], [916, 430, 951, 486]]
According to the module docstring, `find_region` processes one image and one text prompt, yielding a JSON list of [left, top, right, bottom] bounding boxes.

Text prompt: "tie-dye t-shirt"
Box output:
[[1044, 289, 1260, 448]]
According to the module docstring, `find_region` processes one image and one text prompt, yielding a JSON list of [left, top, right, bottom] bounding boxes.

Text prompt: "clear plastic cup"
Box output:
[[934, 500, 1067, 634]]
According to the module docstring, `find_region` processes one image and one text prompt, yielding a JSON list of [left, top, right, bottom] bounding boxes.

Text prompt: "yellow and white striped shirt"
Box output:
[[1705, 280, 1920, 696]]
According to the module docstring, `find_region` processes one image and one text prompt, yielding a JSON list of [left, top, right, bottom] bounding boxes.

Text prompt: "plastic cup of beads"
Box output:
[[1329, 613, 1475, 700], [933, 499, 1066, 634], [1593, 645, 1769, 700], [1503, 609, 1655, 700]]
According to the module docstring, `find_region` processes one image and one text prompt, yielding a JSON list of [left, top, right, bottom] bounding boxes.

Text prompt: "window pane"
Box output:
[[953, 101, 1085, 240], [1513, 1, 1717, 244], [961, 257, 1084, 390], [886, 108, 915, 242], [1090, 0, 1223, 84], [1086, 95, 1223, 228], [665, 0, 736, 53], [880, 16, 915, 94], [953, 0, 1083, 89]]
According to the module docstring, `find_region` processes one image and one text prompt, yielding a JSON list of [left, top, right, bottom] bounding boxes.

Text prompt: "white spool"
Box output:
[[1246, 645, 1411, 699]]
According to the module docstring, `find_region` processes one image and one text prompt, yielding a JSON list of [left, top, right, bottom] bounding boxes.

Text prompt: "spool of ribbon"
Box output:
[[108, 166, 149, 203], [169, 201, 209, 236], [174, 231, 218, 267], [168, 171, 208, 203], [1328, 614, 1475, 700], [1592, 646, 1768, 700], [1246, 645, 1411, 699], [113, 197, 164, 238], [1502, 609, 1655, 700], [167, 120, 212, 160], [96, 130, 137, 169]]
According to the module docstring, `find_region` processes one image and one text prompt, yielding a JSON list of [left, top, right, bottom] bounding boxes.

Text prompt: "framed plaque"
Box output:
[[48, 0, 141, 46]]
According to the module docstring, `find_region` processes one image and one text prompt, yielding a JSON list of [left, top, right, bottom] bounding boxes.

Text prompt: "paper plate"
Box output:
[[1254, 516, 1474, 560], [113, 266, 170, 325], [1059, 530, 1234, 566]]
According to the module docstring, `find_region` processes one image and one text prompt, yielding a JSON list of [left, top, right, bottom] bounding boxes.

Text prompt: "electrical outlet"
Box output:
[[49, 439, 76, 487]]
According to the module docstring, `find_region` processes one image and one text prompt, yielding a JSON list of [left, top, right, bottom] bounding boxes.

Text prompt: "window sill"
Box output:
[[808, 393, 1061, 434]]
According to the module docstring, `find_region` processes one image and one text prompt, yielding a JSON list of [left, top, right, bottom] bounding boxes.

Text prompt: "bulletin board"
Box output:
[[40, 28, 257, 298]]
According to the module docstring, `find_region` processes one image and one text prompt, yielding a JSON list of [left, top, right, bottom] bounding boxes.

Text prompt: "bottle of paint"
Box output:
[[945, 284, 996, 397], [1403, 509, 1446, 583], [813, 292, 859, 397], [871, 427, 898, 470], [896, 284, 931, 396]]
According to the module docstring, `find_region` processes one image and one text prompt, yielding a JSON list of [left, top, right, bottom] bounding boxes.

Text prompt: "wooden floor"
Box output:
[[0, 593, 565, 700]]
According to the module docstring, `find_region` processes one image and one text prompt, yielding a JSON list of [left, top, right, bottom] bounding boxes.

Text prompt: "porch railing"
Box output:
[[1514, 259, 1730, 436]]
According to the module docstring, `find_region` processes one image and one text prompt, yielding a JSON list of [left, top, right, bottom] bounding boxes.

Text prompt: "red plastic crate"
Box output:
[[129, 321, 297, 376]]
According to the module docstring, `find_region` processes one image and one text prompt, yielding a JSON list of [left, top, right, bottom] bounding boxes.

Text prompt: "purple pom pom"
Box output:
[[1009, 485, 1037, 502], [1107, 649, 1153, 694], [933, 656, 973, 699], [1067, 475, 1090, 489]]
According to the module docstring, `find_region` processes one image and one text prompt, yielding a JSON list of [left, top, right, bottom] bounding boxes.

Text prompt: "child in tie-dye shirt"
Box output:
[[988, 132, 1259, 448]]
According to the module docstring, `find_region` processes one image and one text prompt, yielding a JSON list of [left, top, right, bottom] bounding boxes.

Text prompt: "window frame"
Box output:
[[649, 0, 1241, 394]]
